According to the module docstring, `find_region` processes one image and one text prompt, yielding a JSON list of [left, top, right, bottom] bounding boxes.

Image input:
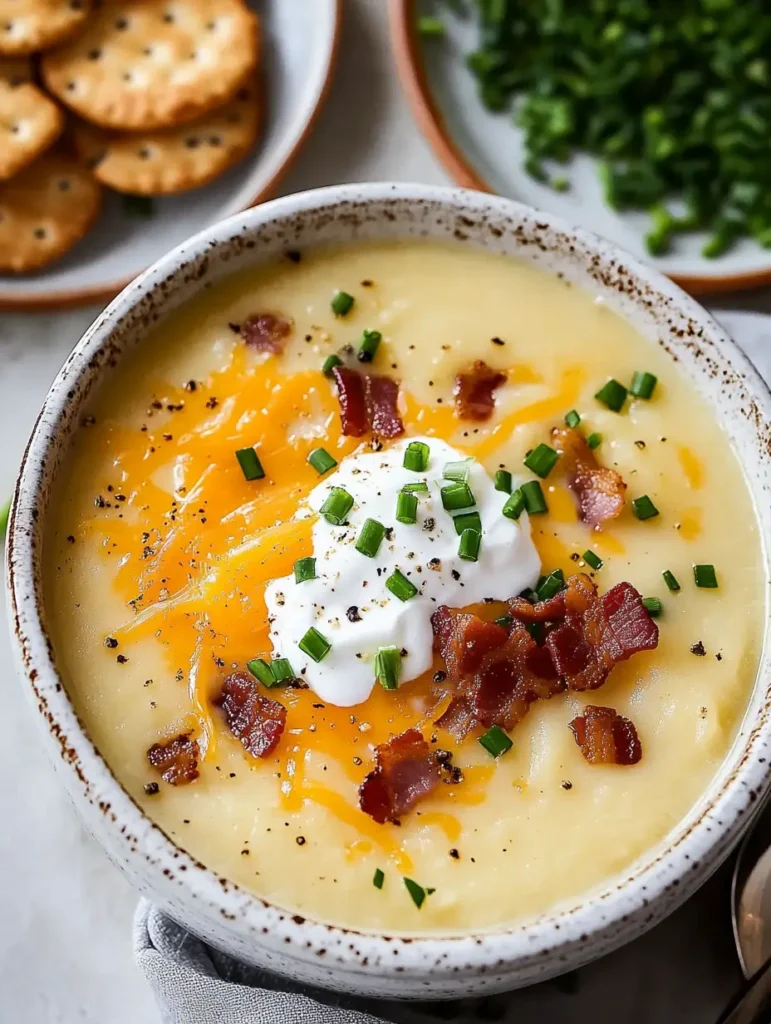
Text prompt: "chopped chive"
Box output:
[[642, 597, 662, 618], [403, 441, 429, 472], [246, 658, 274, 687], [386, 569, 418, 601], [564, 409, 581, 428], [536, 569, 565, 601], [375, 646, 402, 691], [521, 479, 548, 514], [0, 498, 9, 539], [404, 877, 433, 909], [524, 443, 560, 478], [235, 447, 265, 481], [331, 290, 354, 317], [356, 518, 386, 557], [321, 354, 343, 377], [502, 488, 525, 520], [583, 549, 603, 571], [453, 510, 482, 536], [586, 432, 602, 450], [417, 14, 445, 36], [373, 868, 385, 889], [632, 495, 659, 520], [595, 378, 628, 412], [357, 329, 382, 363], [630, 371, 658, 399], [494, 469, 513, 493], [458, 528, 481, 562], [495, 613, 513, 629], [294, 556, 316, 583], [319, 486, 354, 525], [440, 482, 475, 512], [693, 563, 718, 588], [271, 658, 296, 683], [396, 491, 418, 524], [402, 481, 429, 493], [662, 569, 680, 592], [307, 447, 338, 475], [478, 725, 513, 758], [299, 627, 331, 662], [443, 458, 473, 483]]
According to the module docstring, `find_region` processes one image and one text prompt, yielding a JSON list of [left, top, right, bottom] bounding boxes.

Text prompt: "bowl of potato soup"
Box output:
[[8, 183, 771, 999]]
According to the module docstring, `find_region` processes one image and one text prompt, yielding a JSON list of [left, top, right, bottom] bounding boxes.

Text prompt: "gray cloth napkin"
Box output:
[[133, 311, 770, 1024]]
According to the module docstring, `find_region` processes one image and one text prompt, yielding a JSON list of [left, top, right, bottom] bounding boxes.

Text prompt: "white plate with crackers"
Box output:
[[0, 0, 341, 308]]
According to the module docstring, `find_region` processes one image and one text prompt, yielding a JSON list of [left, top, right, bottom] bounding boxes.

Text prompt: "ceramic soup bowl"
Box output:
[[7, 183, 771, 999]]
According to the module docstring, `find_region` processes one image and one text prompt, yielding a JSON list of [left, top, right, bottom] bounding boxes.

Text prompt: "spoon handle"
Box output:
[[717, 954, 771, 1024]]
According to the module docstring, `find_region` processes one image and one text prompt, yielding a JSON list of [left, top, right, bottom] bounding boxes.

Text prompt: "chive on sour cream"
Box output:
[[264, 437, 541, 707]]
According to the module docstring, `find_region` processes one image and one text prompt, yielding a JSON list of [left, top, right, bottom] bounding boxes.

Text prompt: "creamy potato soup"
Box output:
[[46, 242, 763, 935]]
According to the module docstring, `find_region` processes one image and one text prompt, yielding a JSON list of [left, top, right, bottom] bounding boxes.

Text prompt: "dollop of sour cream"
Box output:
[[264, 437, 541, 707]]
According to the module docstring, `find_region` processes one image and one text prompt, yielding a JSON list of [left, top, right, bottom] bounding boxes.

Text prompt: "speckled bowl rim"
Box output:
[[8, 182, 771, 995]]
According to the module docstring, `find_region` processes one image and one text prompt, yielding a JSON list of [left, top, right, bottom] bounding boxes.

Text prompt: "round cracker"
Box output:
[[0, 151, 102, 272], [0, 78, 65, 179], [41, 0, 259, 130], [0, 0, 91, 57], [74, 78, 262, 194]]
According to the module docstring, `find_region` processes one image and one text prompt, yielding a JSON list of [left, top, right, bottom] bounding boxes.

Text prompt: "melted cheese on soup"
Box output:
[[45, 242, 763, 935]]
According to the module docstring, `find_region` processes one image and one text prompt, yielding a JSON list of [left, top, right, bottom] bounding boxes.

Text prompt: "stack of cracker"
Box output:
[[0, 0, 262, 274]]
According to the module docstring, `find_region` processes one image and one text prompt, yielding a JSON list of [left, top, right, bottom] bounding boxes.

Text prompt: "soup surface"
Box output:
[[46, 242, 763, 935]]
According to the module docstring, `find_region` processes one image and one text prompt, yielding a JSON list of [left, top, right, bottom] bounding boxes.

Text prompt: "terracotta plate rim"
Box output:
[[389, 0, 771, 298], [0, 0, 343, 312]]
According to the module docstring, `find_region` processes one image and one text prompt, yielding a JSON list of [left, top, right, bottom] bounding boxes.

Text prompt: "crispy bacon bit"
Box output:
[[431, 606, 508, 678], [569, 705, 642, 765], [359, 728, 441, 824], [545, 576, 658, 690], [364, 374, 404, 438], [332, 366, 404, 438], [552, 426, 626, 528], [332, 366, 369, 436], [454, 360, 506, 421], [241, 313, 293, 353], [147, 732, 199, 786], [432, 575, 657, 738], [216, 672, 287, 759]]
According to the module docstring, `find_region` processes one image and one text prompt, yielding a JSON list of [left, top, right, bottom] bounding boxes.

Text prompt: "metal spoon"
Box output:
[[714, 807, 771, 1022]]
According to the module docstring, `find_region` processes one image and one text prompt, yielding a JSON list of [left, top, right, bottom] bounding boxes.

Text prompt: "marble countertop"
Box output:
[[2, 2, 771, 1020]]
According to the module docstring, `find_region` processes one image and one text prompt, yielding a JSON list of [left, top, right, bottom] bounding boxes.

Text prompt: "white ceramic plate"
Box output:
[[391, 1, 771, 296], [0, 0, 341, 310]]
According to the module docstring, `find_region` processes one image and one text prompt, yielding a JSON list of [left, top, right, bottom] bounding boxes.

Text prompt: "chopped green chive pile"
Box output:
[[235, 446, 264, 481], [355, 518, 387, 558], [375, 646, 402, 690], [586, 432, 602, 450], [320, 486, 353, 525], [373, 868, 385, 889], [662, 569, 681, 592], [524, 442, 559, 478], [404, 440, 430, 472], [331, 290, 354, 317], [478, 724, 513, 758], [694, 563, 719, 588], [307, 447, 337, 476], [441, 481, 475, 512], [460, 0, 771, 257], [502, 488, 525, 520], [321, 354, 343, 377], [294, 556, 316, 583], [458, 528, 481, 561], [494, 469, 513, 493], [536, 568, 564, 601], [357, 329, 382, 364], [386, 569, 418, 602], [632, 495, 659, 521], [520, 479, 548, 515], [247, 657, 295, 687], [396, 490, 419, 524], [583, 549, 603, 571], [299, 627, 331, 663], [642, 597, 663, 618], [595, 379, 628, 413], [404, 877, 435, 909], [453, 510, 482, 536]]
